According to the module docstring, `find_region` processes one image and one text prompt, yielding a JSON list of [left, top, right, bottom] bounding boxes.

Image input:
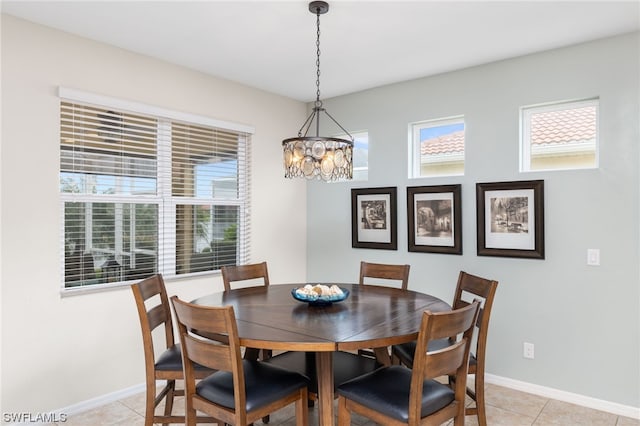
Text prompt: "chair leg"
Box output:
[[144, 380, 156, 426], [260, 349, 272, 423], [337, 397, 351, 426], [162, 380, 176, 426], [475, 373, 487, 426], [295, 388, 309, 426], [453, 412, 465, 426], [186, 405, 198, 426]]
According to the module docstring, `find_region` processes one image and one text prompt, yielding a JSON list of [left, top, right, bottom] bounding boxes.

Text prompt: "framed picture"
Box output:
[[407, 185, 462, 254], [351, 187, 397, 250], [476, 180, 545, 259]]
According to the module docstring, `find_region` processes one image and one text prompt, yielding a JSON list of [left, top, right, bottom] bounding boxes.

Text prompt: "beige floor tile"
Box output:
[[464, 404, 537, 426], [118, 391, 147, 415], [63, 401, 145, 426], [617, 416, 640, 426], [56, 387, 639, 426], [254, 402, 297, 424], [484, 383, 549, 418], [277, 417, 301, 426], [534, 399, 618, 426]]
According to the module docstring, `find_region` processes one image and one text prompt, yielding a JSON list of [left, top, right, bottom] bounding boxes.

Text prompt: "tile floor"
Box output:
[[50, 380, 639, 426]]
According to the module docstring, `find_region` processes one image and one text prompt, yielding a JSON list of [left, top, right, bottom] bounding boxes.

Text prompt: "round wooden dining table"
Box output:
[[192, 283, 450, 426]]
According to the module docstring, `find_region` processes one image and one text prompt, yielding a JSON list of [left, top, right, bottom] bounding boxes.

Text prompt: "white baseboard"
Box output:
[[8, 384, 145, 425], [60, 383, 146, 417], [486, 373, 640, 420]]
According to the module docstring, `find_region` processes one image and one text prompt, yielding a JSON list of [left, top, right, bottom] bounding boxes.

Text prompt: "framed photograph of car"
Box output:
[[407, 184, 462, 254], [351, 187, 397, 250], [476, 180, 545, 259]]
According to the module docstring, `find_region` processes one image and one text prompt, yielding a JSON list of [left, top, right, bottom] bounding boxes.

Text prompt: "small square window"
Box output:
[[521, 99, 598, 172], [410, 117, 465, 178]]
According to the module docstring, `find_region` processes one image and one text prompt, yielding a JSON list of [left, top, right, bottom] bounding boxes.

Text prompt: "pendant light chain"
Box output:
[[282, 1, 354, 181], [315, 9, 322, 106]]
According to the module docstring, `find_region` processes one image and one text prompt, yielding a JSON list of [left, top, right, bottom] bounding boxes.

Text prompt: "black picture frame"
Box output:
[[476, 180, 545, 259], [407, 184, 462, 254], [351, 187, 397, 250]]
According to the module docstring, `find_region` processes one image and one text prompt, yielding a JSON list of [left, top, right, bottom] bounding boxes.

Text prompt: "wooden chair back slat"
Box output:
[[426, 307, 477, 341], [422, 340, 466, 380], [146, 303, 170, 333], [359, 261, 410, 290], [221, 262, 269, 292], [453, 298, 486, 329], [183, 334, 235, 372], [455, 272, 496, 299], [137, 276, 162, 300]]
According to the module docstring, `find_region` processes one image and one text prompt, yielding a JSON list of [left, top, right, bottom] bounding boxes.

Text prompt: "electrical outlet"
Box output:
[[523, 342, 535, 359], [587, 249, 600, 266]]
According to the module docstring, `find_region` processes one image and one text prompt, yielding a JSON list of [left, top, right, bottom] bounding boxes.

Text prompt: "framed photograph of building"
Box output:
[[476, 180, 545, 259], [407, 184, 462, 254], [351, 187, 397, 250]]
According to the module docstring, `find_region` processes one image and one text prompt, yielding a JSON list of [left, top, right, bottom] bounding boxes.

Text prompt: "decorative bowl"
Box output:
[[291, 286, 350, 307]]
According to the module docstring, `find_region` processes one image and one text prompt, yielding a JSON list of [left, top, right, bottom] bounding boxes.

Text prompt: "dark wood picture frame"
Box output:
[[476, 180, 545, 259], [351, 187, 397, 250], [407, 184, 462, 254]]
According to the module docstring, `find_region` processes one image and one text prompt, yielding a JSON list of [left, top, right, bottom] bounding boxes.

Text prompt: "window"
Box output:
[[410, 117, 465, 178], [521, 98, 598, 171], [60, 89, 252, 291], [335, 131, 368, 181]]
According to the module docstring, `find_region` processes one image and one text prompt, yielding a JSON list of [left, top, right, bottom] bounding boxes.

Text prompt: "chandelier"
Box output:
[[283, 1, 354, 181]]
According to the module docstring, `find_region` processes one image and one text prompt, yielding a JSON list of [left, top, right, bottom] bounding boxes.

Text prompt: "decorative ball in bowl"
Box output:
[[292, 284, 350, 307]]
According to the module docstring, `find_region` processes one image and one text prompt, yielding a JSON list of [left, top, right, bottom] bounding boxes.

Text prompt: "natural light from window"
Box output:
[[410, 117, 465, 177], [521, 98, 598, 171], [59, 93, 251, 291]]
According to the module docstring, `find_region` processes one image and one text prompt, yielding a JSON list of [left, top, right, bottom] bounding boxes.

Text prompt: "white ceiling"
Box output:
[[2, 1, 639, 102]]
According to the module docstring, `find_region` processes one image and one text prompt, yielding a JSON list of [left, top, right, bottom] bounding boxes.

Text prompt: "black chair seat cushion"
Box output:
[[264, 351, 381, 394], [196, 360, 309, 412], [155, 344, 211, 372], [394, 339, 477, 368], [336, 365, 454, 422]]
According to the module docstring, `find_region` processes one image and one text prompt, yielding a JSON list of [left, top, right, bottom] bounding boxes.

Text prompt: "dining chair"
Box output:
[[359, 261, 410, 290], [391, 271, 499, 426], [130, 274, 215, 426], [170, 296, 310, 426], [357, 261, 411, 361], [221, 261, 269, 292], [336, 300, 481, 426], [220, 261, 271, 362]]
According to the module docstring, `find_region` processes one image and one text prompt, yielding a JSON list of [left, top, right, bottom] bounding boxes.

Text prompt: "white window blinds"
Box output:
[[59, 89, 252, 292]]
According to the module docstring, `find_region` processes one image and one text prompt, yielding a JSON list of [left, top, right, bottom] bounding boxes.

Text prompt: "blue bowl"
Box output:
[[291, 287, 350, 307]]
